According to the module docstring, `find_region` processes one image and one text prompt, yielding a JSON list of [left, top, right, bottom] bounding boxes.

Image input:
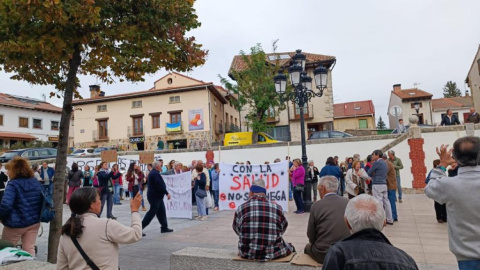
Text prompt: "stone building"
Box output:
[[387, 84, 433, 128], [72, 72, 238, 151], [466, 44, 480, 112], [333, 100, 375, 132], [228, 51, 336, 141]]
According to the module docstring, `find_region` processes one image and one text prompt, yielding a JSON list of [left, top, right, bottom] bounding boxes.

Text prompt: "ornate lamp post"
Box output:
[[273, 49, 328, 212]]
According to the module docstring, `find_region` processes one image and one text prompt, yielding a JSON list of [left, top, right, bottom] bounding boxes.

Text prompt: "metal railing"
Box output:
[[127, 125, 144, 137], [225, 123, 240, 133], [92, 130, 109, 141]]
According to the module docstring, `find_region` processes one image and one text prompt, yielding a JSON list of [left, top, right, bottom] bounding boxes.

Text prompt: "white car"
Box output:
[[70, 148, 95, 156]]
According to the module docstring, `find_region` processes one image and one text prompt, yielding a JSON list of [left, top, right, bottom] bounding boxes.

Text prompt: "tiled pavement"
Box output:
[[29, 193, 456, 269]]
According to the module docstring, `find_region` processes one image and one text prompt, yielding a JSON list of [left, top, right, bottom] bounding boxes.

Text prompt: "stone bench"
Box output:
[[2, 260, 56, 270], [170, 247, 320, 270]]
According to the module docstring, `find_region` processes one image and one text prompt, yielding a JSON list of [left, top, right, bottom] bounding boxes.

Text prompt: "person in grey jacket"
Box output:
[[425, 137, 480, 269], [367, 150, 393, 225]]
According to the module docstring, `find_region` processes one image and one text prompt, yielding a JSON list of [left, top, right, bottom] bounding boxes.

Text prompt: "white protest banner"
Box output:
[[163, 172, 192, 219], [67, 154, 162, 172], [219, 161, 289, 211]]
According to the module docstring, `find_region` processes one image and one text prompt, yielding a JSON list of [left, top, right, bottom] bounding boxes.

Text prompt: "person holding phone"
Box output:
[[127, 164, 145, 211]]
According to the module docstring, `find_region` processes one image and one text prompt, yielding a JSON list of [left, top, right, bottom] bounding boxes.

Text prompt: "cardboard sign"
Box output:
[[219, 161, 289, 211], [67, 154, 162, 172], [101, 149, 118, 163], [139, 152, 154, 164]]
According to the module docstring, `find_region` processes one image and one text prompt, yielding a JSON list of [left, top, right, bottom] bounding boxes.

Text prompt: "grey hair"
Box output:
[[345, 194, 386, 233], [174, 161, 182, 167], [152, 161, 162, 170], [388, 150, 395, 156], [317, 176, 338, 193]]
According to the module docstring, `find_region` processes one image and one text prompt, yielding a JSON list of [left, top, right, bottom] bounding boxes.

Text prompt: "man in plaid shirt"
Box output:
[[233, 179, 295, 261]]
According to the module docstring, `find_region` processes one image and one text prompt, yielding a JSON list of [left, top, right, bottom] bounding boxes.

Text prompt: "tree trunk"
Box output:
[[47, 43, 82, 263]]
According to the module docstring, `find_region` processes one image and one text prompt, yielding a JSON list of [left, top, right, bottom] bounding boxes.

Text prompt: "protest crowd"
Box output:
[[0, 136, 479, 269]]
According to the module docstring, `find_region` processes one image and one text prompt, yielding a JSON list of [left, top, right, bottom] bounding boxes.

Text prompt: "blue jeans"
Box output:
[[397, 176, 402, 200], [293, 189, 304, 212], [388, 190, 397, 220], [43, 183, 53, 198], [114, 184, 121, 204], [289, 181, 293, 200], [99, 192, 113, 218], [338, 178, 345, 196], [196, 194, 206, 216], [212, 190, 219, 207], [458, 260, 480, 270], [130, 188, 145, 207]]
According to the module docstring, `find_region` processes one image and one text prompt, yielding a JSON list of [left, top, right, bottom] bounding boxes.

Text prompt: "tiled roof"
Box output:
[[0, 93, 62, 113], [432, 96, 473, 110], [229, 51, 336, 73], [0, 132, 37, 140], [333, 100, 375, 118], [392, 88, 433, 100]]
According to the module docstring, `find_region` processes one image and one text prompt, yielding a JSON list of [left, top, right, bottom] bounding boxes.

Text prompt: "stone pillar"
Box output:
[[408, 115, 427, 188]]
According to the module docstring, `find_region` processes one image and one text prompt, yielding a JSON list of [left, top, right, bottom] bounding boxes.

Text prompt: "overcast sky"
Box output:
[[2, 0, 480, 126]]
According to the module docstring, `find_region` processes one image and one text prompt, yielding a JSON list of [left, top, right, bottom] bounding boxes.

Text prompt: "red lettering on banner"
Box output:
[[272, 174, 279, 188], [231, 176, 241, 190], [243, 176, 251, 190]]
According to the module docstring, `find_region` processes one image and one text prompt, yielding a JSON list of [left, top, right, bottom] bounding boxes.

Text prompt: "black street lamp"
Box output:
[[273, 49, 328, 212]]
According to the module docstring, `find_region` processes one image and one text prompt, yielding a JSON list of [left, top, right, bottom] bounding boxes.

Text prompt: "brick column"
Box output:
[[408, 138, 427, 188]]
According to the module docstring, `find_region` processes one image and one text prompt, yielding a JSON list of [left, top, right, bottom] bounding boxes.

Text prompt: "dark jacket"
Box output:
[[307, 166, 320, 182], [307, 194, 351, 263], [67, 170, 84, 187], [0, 177, 43, 228], [194, 172, 207, 191], [367, 159, 388, 185], [323, 228, 418, 270], [97, 170, 120, 195], [466, 112, 480, 124], [440, 114, 460, 126], [319, 164, 343, 180], [40, 167, 55, 184], [386, 160, 397, 191], [147, 169, 169, 200]]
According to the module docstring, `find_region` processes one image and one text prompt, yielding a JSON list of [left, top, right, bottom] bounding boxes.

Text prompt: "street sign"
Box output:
[[389, 106, 402, 117]]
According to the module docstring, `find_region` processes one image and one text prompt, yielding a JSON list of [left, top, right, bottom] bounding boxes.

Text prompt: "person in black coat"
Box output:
[[440, 109, 460, 126], [307, 160, 320, 201], [97, 162, 121, 219], [142, 161, 173, 235]]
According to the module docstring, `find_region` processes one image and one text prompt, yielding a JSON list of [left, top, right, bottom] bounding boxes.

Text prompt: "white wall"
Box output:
[[0, 106, 61, 141]]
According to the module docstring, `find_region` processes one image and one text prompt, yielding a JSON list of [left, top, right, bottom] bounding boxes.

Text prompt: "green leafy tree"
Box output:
[[377, 116, 386, 129], [443, 81, 461, 98], [219, 44, 284, 143], [0, 0, 206, 262]]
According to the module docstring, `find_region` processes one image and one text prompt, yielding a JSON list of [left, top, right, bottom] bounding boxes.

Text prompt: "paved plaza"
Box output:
[[28, 193, 456, 269]]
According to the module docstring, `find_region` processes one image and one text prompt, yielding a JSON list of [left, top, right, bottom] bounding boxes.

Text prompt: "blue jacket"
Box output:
[[40, 167, 55, 180], [367, 159, 388, 185], [147, 169, 169, 200], [319, 164, 343, 180], [211, 170, 220, 191], [97, 170, 120, 195], [0, 178, 43, 228]]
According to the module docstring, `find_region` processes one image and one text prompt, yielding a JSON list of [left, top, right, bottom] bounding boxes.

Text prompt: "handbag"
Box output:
[[294, 184, 304, 192], [71, 237, 100, 270], [195, 189, 207, 198], [206, 191, 213, 208], [40, 192, 55, 223]]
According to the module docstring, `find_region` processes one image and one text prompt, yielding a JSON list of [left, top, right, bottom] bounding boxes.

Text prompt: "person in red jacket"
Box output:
[[126, 163, 145, 210]]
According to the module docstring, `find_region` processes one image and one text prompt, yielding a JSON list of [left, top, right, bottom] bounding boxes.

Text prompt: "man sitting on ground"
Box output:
[[233, 179, 294, 261], [323, 194, 418, 269], [305, 176, 351, 263]]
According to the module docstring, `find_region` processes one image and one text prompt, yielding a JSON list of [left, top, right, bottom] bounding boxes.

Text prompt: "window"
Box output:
[[97, 105, 107, 112], [132, 100, 142, 108], [33, 119, 42, 129], [295, 103, 308, 115], [152, 114, 160, 129], [170, 112, 181, 123], [51, 121, 59, 130], [410, 102, 423, 109], [132, 116, 143, 136], [98, 120, 108, 139], [358, 119, 368, 129], [19, 117, 28, 128], [0, 115, 3, 126], [169, 96, 180, 103], [330, 131, 347, 138]]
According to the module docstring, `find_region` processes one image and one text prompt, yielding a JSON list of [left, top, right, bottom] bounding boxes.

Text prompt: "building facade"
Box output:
[[229, 51, 336, 141], [72, 72, 238, 150], [466, 45, 480, 113], [0, 93, 62, 148], [387, 84, 433, 128], [333, 100, 375, 132], [431, 96, 473, 125]]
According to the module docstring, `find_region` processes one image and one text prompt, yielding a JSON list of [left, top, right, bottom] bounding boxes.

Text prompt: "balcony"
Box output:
[[127, 125, 144, 137], [166, 121, 183, 134], [92, 130, 109, 141], [225, 123, 240, 133], [266, 114, 280, 123], [216, 123, 224, 135], [289, 104, 314, 120]]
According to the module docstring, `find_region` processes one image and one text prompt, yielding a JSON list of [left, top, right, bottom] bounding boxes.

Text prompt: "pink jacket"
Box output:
[[291, 166, 305, 187]]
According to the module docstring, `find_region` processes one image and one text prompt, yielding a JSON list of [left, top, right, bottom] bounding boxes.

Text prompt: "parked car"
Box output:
[[93, 147, 117, 154], [308, 131, 353, 140], [70, 148, 95, 157], [0, 148, 57, 163]]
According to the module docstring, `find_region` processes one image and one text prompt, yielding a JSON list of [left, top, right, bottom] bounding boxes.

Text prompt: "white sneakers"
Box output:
[[194, 216, 208, 221]]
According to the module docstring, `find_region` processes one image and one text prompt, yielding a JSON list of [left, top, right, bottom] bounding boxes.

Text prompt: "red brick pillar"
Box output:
[[408, 138, 427, 188]]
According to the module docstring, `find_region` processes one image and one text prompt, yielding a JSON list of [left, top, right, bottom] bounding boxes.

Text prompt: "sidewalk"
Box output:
[[30, 193, 455, 270]]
